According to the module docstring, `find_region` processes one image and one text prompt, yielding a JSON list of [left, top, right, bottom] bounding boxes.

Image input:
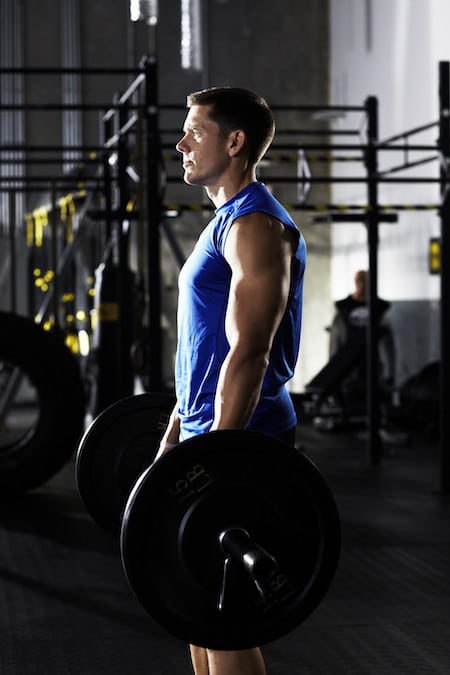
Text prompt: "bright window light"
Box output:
[[181, 0, 203, 71], [130, 0, 158, 25]]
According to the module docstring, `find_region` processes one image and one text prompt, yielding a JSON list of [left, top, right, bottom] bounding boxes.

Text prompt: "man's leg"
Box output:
[[188, 429, 292, 675], [206, 648, 266, 675], [190, 645, 210, 674]]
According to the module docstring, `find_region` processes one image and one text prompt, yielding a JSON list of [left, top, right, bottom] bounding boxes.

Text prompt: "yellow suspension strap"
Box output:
[[61, 291, 77, 352], [34, 268, 55, 295], [59, 193, 77, 244], [32, 206, 48, 248], [25, 212, 35, 248]]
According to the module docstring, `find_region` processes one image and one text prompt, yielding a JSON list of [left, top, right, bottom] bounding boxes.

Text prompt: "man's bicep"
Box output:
[[224, 216, 291, 349], [227, 269, 287, 354]]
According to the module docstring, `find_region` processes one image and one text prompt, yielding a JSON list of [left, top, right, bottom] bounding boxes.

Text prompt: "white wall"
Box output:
[[328, 0, 449, 301], [327, 0, 447, 382]]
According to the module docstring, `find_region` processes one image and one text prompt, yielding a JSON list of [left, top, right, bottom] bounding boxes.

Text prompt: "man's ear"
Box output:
[[228, 129, 246, 156]]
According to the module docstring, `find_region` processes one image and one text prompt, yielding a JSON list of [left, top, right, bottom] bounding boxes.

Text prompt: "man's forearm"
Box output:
[[210, 349, 269, 431]]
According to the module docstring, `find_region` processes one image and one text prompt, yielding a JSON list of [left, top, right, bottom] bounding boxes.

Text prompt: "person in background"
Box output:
[[329, 269, 395, 391]]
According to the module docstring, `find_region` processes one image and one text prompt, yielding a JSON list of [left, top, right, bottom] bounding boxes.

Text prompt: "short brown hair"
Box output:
[[186, 86, 275, 165]]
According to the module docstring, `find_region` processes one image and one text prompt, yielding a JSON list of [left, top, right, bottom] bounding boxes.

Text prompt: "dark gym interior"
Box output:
[[1, 1, 449, 674]]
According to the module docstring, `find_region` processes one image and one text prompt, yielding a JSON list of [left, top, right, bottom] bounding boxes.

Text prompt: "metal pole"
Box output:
[[102, 152, 113, 246], [50, 181, 60, 330], [143, 55, 163, 391], [365, 96, 382, 465], [438, 61, 450, 493], [117, 99, 133, 399], [8, 190, 17, 313]]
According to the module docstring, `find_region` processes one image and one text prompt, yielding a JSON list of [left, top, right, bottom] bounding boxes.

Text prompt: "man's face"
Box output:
[[176, 104, 233, 188], [354, 271, 367, 299]]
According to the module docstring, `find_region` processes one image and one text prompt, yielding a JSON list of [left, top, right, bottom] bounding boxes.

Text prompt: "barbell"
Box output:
[[76, 393, 341, 650]]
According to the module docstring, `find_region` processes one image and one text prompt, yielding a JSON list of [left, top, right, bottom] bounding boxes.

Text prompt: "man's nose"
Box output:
[[176, 135, 187, 153]]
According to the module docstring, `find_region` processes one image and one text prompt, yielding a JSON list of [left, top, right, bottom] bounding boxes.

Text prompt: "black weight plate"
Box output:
[[120, 429, 341, 650], [76, 392, 175, 535], [0, 311, 86, 493]]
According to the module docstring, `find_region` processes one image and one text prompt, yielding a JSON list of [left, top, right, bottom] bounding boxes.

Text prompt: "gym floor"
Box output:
[[1, 423, 449, 675]]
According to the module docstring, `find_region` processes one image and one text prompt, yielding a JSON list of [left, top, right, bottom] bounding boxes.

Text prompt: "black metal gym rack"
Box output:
[[0, 58, 449, 491]]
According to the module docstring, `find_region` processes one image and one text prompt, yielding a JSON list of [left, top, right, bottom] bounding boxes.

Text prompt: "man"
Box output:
[[329, 269, 395, 389], [157, 87, 307, 675]]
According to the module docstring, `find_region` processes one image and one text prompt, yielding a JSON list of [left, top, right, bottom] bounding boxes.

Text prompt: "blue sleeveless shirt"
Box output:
[[175, 181, 306, 440]]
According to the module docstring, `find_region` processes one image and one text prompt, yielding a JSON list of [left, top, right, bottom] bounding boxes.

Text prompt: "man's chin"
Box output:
[[183, 172, 199, 186]]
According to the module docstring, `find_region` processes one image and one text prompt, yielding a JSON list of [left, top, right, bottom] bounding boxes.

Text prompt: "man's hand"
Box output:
[[155, 403, 181, 460]]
